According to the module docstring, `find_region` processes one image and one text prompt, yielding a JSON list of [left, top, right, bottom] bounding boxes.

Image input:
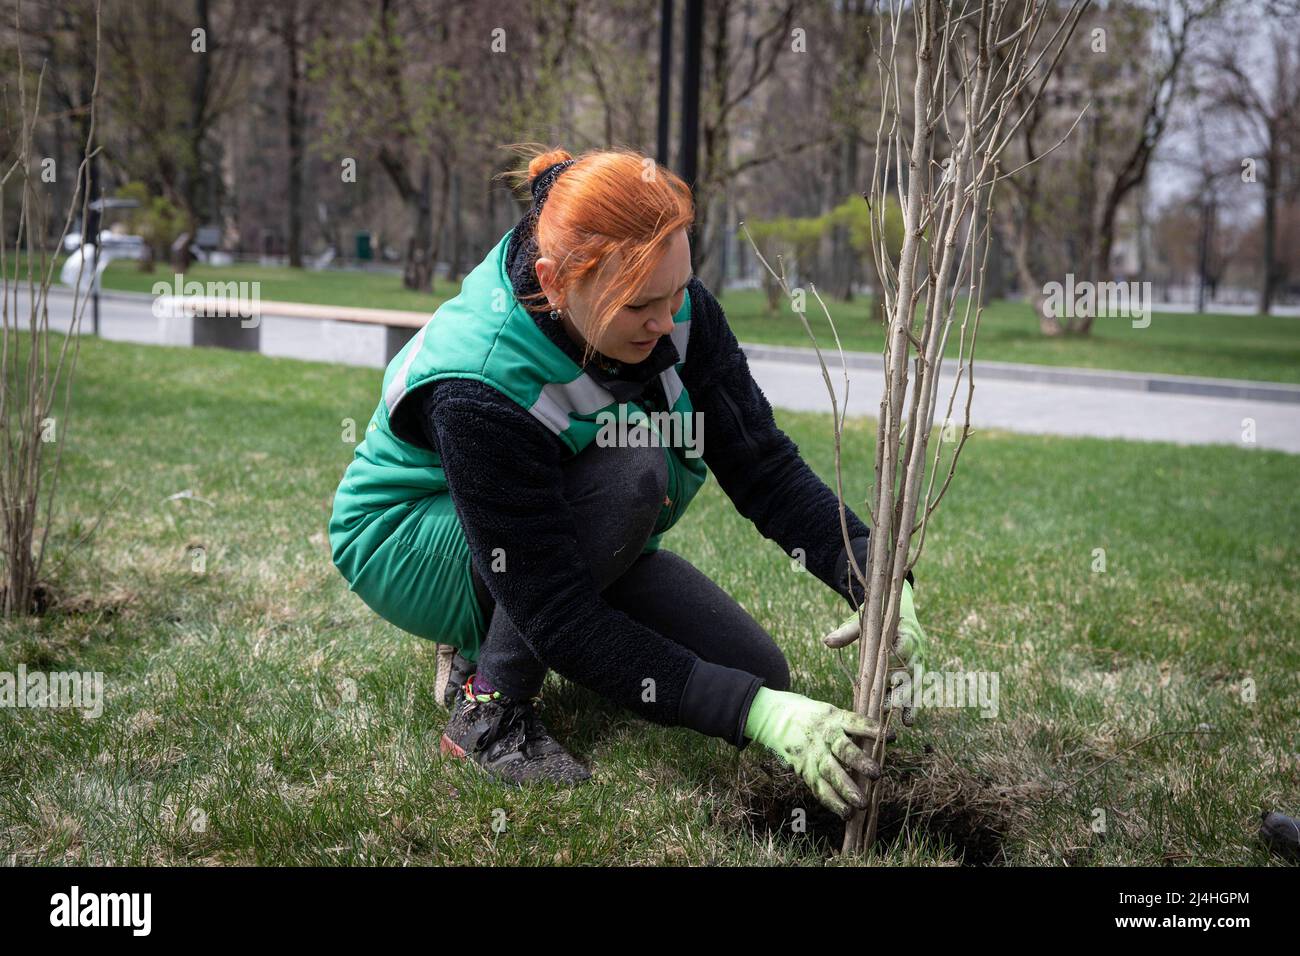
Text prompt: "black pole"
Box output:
[[656, 0, 673, 167], [679, 0, 702, 259], [87, 154, 102, 336]]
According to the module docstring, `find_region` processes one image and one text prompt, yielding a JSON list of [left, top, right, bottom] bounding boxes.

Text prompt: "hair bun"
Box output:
[[528, 148, 573, 182]]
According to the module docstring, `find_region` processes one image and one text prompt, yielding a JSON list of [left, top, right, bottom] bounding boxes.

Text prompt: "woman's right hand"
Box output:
[[743, 687, 893, 818]]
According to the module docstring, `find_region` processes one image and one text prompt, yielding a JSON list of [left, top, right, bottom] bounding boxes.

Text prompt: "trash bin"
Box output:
[[355, 231, 372, 261]]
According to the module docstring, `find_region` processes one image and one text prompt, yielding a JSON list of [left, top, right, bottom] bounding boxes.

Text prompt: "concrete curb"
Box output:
[[47, 286, 156, 306], [739, 342, 1300, 406]]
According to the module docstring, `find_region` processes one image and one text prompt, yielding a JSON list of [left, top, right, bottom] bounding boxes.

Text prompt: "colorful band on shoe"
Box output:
[[467, 673, 502, 703]]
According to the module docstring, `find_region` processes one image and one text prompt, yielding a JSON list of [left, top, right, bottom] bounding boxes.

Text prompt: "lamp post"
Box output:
[[656, 0, 673, 168], [84, 195, 140, 338], [656, 0, 703, 266], [86, 156, 102, 336]]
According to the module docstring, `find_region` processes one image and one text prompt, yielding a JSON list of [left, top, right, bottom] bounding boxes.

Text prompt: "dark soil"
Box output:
[[737, 749, 1018, 865]]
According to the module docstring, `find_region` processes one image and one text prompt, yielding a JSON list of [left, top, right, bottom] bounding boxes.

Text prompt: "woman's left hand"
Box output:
[[822, 580, 929, 723]]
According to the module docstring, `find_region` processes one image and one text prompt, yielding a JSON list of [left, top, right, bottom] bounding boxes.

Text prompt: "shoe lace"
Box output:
[[492, 695, 548, 757], [477, 694, 545, 756], [519, 696, 547, 744]]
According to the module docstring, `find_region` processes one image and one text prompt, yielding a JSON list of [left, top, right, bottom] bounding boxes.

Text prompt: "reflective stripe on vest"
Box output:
[[523, 318, 692, 437], [384, 323, 429, 416]]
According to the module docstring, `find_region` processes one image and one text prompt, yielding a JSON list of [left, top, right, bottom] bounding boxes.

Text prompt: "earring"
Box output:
[[549, 307, 565, 322]]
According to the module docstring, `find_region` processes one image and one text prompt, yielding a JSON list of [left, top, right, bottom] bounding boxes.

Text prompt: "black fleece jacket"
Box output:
[[390, 219, 906, 747]]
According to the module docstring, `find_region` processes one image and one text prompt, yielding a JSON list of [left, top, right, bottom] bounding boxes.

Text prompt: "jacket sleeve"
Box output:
[[418, 378, 764, 747], [679, 277, 912, 608]]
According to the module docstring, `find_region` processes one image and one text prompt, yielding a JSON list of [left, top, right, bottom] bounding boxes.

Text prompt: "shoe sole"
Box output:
[[440, 732, 591, 785]]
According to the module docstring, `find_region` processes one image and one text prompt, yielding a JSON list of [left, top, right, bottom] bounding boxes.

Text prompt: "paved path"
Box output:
[[29, 286, 1300, 454], [745, 353, 1300, 453]]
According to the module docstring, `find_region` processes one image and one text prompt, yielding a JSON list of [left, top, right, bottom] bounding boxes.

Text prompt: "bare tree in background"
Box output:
[[825, 0, 886, 316], [1203, 5, 1300, 314], [313, 0, 574, 292], [1082, 0, 1223, 323], [1165, 78, 1242, 310], [267, 0, 330, 269], [129, 0, 255, 271], [997, 0, 1222, 334], [9, 0, 98, 227], [694, 0, 834, 290], [0, 0, 100, 617]]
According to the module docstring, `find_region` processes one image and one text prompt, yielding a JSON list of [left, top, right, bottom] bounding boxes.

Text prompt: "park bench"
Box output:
[[176, 296, 428, 361]]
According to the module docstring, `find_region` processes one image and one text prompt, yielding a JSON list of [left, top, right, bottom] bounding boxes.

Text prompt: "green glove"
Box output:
[[824, 579, 929, 668], [822, 579, 929, 723], [743, 686, 890, 819], [896, 579, 928, 671]]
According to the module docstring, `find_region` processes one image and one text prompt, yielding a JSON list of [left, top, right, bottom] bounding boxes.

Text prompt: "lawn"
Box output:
[[92, 257, 445, 313], [72, 257, 1300, 384], [720, 288, 1300, 385], [0, 336, 1296, 865]]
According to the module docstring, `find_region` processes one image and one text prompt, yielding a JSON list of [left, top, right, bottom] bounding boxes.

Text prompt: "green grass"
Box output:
[[94, 258, 444, 312], [1, 337, 1297, 865], [10, 252, 442, 311], [720, 288, 1300, 385]]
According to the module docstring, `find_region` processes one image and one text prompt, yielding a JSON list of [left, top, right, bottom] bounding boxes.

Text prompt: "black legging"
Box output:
[[467, 439, 791, 702]]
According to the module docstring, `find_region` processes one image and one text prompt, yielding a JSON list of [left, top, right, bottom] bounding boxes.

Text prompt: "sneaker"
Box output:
[[439, 651, 476, 710], [440, 678, 592, 785]]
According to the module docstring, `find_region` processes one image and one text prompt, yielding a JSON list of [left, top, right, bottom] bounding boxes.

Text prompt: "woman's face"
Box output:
[[537, 228, 692, 365]]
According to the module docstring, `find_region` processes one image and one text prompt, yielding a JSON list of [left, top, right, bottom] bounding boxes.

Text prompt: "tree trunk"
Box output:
[[834, 134, 861, 301], [173, 0, 213, 273], [284, 2, 305, 269], [1196, 194, 1214, 313], [430, 153, 452, 288], [694, 187, 726, 292], [983, 226, 1006, 301], [1260, 143, 1278, 315], [448, 166, 464, 282], [402, 159, 434, 293], [1000, 213, 1060, 335]]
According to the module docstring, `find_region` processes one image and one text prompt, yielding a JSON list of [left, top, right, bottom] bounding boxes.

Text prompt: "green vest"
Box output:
[[329, 228, 709, 585]]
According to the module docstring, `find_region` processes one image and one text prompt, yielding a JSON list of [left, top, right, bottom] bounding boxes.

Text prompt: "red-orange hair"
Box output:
[[497, 143, 695, 358]]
